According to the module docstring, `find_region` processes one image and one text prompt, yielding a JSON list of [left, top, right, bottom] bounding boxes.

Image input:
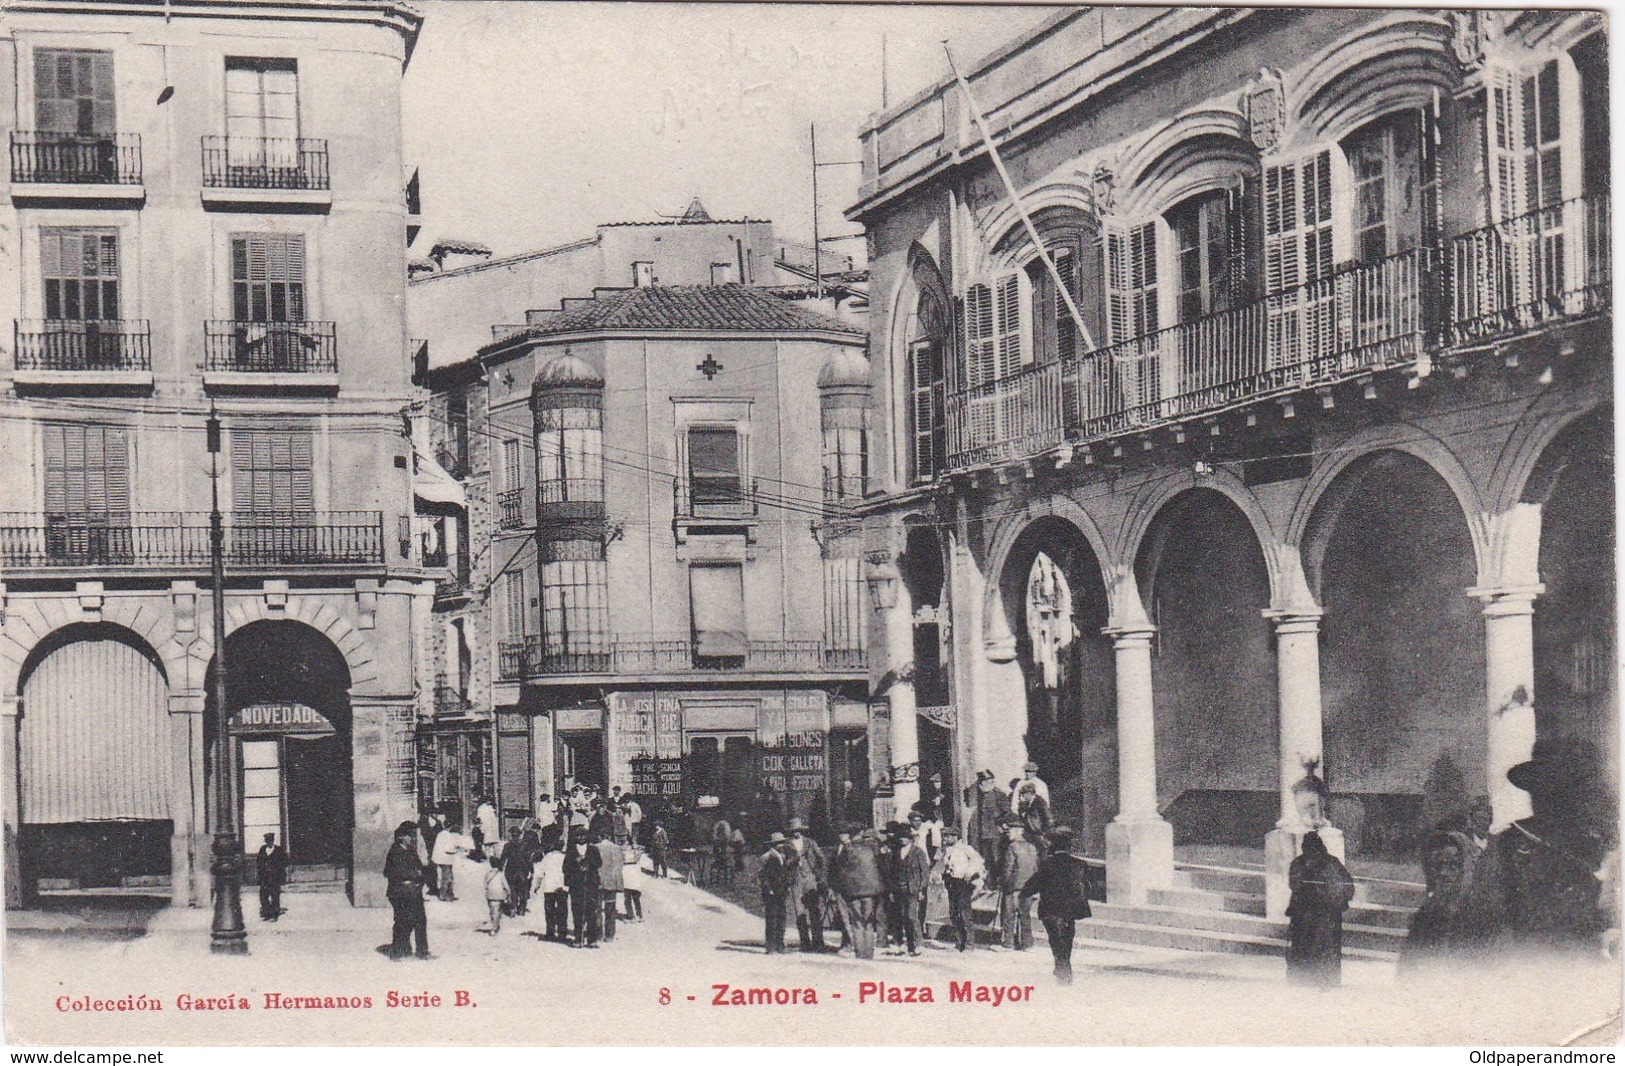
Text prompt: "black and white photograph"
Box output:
[[0, 0, 1617, 1050]]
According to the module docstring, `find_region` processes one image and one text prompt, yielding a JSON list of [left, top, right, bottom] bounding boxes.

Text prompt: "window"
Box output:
[[1263, 150, 1335, 363], [633, 262, 655, 287], [43, 423, 130, 562], [540, 559, 609, 664], [908, 339, 944, 482], [1343, 111, 1431, 264], [501, 438, 521, 493], [536, 404, 604, 503], [822, 424, 866, 501], [711, 262, 737, 285], [1168, 192, 1236, 321], [687, 426, 743, 510], [231, 234, 306, 323], [231, 426, 313, 520], [824, 556, 865, 660], [225, 58, 298, 164], [34, 50, 114, 136], [690, 564, 747, 663], [504, 571, 527, 643], [1105, 221, 1159, 343], [42, 229, 119, 321], [1025, 245, 1083, 363]]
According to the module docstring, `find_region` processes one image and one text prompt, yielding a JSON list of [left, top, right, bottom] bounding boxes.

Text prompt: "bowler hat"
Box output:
[[394, 820, 418, 836], [766, 831, 788, 844], [885, 821, 910, 838], [1507, 736, 1601, 795], [787, 817, 807, 831], [975, 769, 995, 784], [1023, 761, 1040, 773]]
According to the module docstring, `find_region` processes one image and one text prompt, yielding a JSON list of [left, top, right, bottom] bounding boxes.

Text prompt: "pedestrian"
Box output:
[[623, 794, 644, 846], [759, 831, 792, 954], [622, 849, 645, 921], [1399, 829, 1497, 975], [997, 817, 1039, 951], [502, 827, 533, 915], [255, 832, 287, 922], [589, 799, 617, 843], [384, 821, 431, 960], [1020, 825, 1093, 984], [888, 822, 930, 956], [417, 810, 442, 899], [940, 825, 986, 951], [731, 821, 747, 874], [648, 820, 671, 879], [564, 831, 603, 948], [430, 819, 466, 901], [474, 796, 499, 858], [964, 769, 1011, 872], [1285, 830, 1356, 986], [536, 839, 569, 941], [610, 800, 632, 848], [908, 808, 940, 864], [924, 772, 951, 826], [785, 817, 829, 952], [596, 834, 624, 942], [1016, 765, 1053, 846], [831, 825, 885, 959], [482, 852, 509, 935], [711, 815, 734, 885]]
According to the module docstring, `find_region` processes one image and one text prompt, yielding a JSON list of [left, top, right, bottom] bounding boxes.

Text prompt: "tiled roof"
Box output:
[[496, 286, 865, 346]]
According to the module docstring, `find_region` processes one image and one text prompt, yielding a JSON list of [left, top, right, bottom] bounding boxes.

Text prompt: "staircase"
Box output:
[[1076, 862, 1423, 962]]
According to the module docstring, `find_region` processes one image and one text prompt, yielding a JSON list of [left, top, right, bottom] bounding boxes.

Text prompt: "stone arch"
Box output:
[[1119, 468, 1282, 607], [1489, 394, 1612, 513], [1286, 12, 1458, 147], [885, 244, 953, 486], [213, 595, 378, 693], [0, 595, 177, 701], [1290, 425, 1489, 593], [974, 182, 1100, 278], [982, 493, 1116, 636], [16, 620, 168, 696], [1116, 106, 1257, 219]]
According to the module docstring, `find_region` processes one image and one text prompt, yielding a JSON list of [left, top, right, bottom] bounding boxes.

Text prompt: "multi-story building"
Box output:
[[411, 215, 874, 834], [0, 0, 426, 908], [850, 7, 1610, 921]]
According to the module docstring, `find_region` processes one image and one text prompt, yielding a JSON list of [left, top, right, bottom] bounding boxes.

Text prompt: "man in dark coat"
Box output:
[[384, 821, 431, 960], [1286, 830, 1356, 986], [1400, 829, 1498, 975], [886, 823, 931, 956], [255, 832, 287, 921], [759, 832, 792, 954], [563, 830, 603, 948], [997, 817, 1039, 950], [504, 827, 536, 916], [1020, 825, 1093, 984], [831, 826, 885, 959], [964, 769, 1011, 872], [786, 817, 829, 952]]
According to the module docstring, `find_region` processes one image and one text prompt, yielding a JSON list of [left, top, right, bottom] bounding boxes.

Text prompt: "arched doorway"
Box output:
[[1529, 408, 1615, 777], [999, 516, 1114, 852], [17, 624, 173, 896], [206, 621, 353, 876], [1136, 490, 1275, 849], [1309, 451, 1482, 858]]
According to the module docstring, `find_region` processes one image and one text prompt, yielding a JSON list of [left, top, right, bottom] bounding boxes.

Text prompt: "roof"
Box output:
[[487, 286, 865, 351]]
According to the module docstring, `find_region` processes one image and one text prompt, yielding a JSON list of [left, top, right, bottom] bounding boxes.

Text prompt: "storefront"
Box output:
[[233, 702, 349, 867], [415, 721, 492, 833]]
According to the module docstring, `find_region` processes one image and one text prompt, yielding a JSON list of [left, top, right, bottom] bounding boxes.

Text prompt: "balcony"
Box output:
[[673, 477, 760, 544], [496, 489, 525, 531], [203, 321, 338, 392], [10, 132, 143, 202], [433, 674, 471, 715], [13, 320, 152, 391], [498, 634, 865, 680], [200, 136, 330, 209], [0, 511, 384, 571], [941, 196, 1609, 470]]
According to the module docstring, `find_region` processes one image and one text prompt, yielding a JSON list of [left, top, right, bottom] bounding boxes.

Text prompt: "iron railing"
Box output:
[[0, 511, 383, 567], [500, 634, 863, 678], [14, 319, 151, 372], [673, 477, 760, 519], [204, 321, 337, 374], [940, 195, 1609, 469], [10, 131, 141, 185], [433, 675, 471, 715], [496, 489, 525, 530], [201, 136, 329, 190], [538, 478, 604, 505]]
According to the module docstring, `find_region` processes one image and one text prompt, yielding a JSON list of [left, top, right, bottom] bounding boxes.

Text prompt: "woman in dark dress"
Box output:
[[1286, 831, 1356, 986]]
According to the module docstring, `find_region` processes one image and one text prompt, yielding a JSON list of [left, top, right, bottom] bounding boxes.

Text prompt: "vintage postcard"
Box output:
[[0, 0, 1618, 1049]]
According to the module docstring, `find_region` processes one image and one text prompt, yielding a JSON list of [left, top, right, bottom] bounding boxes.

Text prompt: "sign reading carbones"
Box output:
[[229, 702, 336, 736]]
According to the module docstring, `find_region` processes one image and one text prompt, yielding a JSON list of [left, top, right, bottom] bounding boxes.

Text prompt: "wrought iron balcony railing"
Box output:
[[11, 131, 141, 185], [433, 677, 471, 715], [0, 511, 383, 568], [496, 488, 525, 530], [499, 633, 865, 679], [673, 477, 760, 520], [201, 136, 329, 190], [205, 321, 337, 374], [14, 320, 151, 372], [941, 195, 1609, 470]]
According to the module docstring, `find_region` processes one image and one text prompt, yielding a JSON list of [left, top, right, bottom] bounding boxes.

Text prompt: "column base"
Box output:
[[1263, 825, 1345, 920], [190, 831, 213, 908], [170, 831, 194, 908], [1104, 817, 1173, 905]]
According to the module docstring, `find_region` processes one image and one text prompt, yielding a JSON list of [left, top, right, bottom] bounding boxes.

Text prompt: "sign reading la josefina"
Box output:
[[229, 702, 335, 737]]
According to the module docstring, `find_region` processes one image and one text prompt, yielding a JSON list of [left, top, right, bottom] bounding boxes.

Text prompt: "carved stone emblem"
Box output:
[[1244, 69, 1286, 151], [1450, 10, 1501, 72], [1090, 160, 1116, 214]]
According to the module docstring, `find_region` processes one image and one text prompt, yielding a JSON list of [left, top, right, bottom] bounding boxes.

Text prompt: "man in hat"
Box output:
[[939, 826, 986, 951], [384, 821, 431, 960], [1477, 737, 1613, 952], [1020, 826, 1093, 984], [1015, 762, 1053, 843], [759, 831, 792, 954], [964, 769, 1011, 872], [886, 821, 931, 956], [785, 817, 829, 952], [996, 817, 1039, 951], [563, 829, 603, 948], [254, 832, 287, 922], [831, 825, 885, 959]]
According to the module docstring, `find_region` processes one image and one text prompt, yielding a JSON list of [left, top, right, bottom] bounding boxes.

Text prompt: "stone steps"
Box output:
[[1091, 901, 1405, 954], [1150, 886, 1415, 929], [1075, 915, 1399, 962]]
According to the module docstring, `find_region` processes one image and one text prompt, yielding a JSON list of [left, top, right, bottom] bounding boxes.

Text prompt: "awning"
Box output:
[[414, 443, 465, 509]]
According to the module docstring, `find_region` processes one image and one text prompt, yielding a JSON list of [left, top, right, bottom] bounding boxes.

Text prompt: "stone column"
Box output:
[[2, 696, 21, 909], [1101, 618, 1172, 905], [350, 695, 417, 907], [1473, 584, 1543, 831], [881, 569, 921, 819], [168, 692, 208, 908], [1261, 609, 1344, 919]]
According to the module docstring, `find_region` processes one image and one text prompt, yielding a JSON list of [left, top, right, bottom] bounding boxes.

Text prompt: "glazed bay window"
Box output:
[[17, 229, 148, 372], [687, 425, 744, 514], [540, 557, 610, 673], [536, 405, 604, 504]]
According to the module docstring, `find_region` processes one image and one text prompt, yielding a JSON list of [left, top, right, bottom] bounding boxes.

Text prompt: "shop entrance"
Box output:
[[557, 730, 605, 795]]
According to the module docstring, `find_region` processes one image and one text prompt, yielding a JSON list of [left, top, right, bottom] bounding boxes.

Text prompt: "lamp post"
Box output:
[[207, 404, 248, 954]]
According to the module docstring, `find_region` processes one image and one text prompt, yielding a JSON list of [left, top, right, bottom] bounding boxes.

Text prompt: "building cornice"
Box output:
[[480, 326, 867, 363]]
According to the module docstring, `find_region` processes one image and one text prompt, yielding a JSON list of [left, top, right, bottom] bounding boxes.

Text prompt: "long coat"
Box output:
[[787, 837, 827, 893], [831, 839, 885, 899], [886, 841, 931, 898], [1020, 851, 1093, 920], [563, 844, 602, 894], [256, 843, 288, 888], [759, 848, 791, 901], [1286, 848, 1356, 985], [965, 787, 1011, 846]]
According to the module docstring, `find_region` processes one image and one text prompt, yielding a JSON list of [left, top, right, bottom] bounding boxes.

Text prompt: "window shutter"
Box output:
[[1054, 249, 1077, 361], [690, 565, 747, 659], [963, 282, 995, 388], [102, 427, 130, 520], [90, 52, 114, 136], [231, 431, 254, 514], [909, 340, 940, 481], [1104, 223, 1130, 345], [43, 426, 67, 516], [994, 271, 1024, 379], [1264, 150, 1336, 366], [288, 429, 314, 516], [1129, 221, 1159, 338], [1485, 61, 1526, 224]]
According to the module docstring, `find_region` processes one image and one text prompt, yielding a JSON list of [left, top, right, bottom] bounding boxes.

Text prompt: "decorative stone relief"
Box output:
[[1243, 68, 1286, 151], [1090, 159, 1117, 214], [171, 580, 197, 633], [1450, 10, 1501, 72], [263, 579, 289, 616], [355, 578, 379, 630], [75, 581, 104, 620]]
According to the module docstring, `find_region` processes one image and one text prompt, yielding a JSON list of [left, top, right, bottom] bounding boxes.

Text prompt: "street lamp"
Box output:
[[207, 405, 248, 954]]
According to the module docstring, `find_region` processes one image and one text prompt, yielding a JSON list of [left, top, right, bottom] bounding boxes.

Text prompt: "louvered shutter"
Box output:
[[1054, 249, 1077, 362], [1105, 223, 1131, 345], [994, 271, 1024, 379], [43, 426, 67, 518], [34, 51, 114, 136], [1264, 150, 1335, 369], [908, 339, 941, 482], [963, 282, 995, 387]]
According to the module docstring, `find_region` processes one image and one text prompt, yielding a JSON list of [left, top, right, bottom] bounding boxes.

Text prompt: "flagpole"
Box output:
[[943, 42, 1096, 353]]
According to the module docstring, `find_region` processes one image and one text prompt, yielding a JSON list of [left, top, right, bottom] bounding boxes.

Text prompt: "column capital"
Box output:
[[1102, 623, 1156, 646], [1262, 606, 1323, 633], [1468, 583, 1546, 615]]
